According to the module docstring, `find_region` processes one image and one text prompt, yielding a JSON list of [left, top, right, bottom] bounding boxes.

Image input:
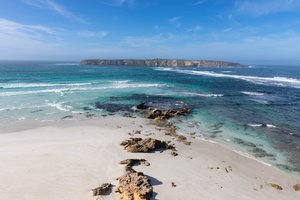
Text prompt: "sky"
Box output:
[[0, 0, 300, 64]]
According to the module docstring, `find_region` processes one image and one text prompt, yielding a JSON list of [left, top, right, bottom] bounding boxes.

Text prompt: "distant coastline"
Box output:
[[80, 59, 245, 67]]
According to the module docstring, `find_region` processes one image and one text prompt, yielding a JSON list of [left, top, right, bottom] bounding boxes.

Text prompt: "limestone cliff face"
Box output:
[[80, 59, 244, 67]]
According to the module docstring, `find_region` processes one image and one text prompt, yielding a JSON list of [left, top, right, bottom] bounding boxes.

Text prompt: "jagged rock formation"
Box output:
[[293, 183, 300, 191], [91, 183, 112, 196], [120, 159, 150, 172], [116, 159, 153, 200], [120, 138, 174, 153], [116, 171, 153, 200], [145, 108, 191, 121], [80, 59, 245, 67]]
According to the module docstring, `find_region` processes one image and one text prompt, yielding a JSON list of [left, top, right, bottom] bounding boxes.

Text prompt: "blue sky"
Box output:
[[0, 0, 300, 64]]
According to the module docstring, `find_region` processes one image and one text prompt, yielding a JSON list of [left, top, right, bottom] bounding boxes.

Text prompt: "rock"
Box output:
[[171, 182, 177, 187], [61, 115, 73, 119], [120, 159, 150, 172], [80, 59, 245, 68], [170, 151, 178, 156], [233, 138, 257, 148], [176, 135, 187, 142], [251, 147, 275, 158], [91, 183, 112, 196], [165, 126, 177, 135], [269, 183, 283, 190], [293, 183, 300, 191], [136, 102, 148, 109], [145, 109, 162, 119], [116, 171, 153, 200], [120, 138, 174, 153], [146, 108, 191, 120]]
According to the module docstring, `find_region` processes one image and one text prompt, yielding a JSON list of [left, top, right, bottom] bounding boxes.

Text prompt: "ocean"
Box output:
[[0, 61, 299, 176]]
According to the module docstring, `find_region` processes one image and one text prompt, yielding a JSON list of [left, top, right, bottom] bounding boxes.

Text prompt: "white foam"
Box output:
[[153, 67, 174, 71], [159, 68, 300, 88], [0, 83, 166, 97], [247, 123, 277, 128], [47, 102, 72, 112], [180, 92, 224, 97], [241, 91, 265, 96], [0, 82, 91, 89]]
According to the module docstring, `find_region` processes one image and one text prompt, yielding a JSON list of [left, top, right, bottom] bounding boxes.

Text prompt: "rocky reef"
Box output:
[[80, 59, 244, 67]]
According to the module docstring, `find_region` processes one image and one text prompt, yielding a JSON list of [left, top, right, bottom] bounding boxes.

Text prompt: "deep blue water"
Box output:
[[0, 61, 299, 176]]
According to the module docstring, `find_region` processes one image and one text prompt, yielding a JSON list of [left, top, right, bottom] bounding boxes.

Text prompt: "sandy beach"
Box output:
[[0, 116, 299, 200]]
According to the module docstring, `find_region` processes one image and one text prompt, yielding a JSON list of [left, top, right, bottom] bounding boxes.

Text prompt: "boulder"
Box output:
[[293, 183, 300, 191], [116, 171, 153, 200], [91, 183, 112, 196], [120, 138, 174, 153]]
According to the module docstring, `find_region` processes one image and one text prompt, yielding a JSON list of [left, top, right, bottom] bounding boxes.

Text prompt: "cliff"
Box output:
[[80, 59, 245, 67]]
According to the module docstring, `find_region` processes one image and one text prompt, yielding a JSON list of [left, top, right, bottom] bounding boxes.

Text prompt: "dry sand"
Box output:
[[0, 116, 299, 200]]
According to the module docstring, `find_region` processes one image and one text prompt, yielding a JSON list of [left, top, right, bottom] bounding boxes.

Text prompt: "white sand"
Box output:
[[0, 116, 299, 200]]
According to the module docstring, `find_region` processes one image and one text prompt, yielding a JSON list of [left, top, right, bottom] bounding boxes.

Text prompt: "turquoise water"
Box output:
[[0, 61, 299, 176]]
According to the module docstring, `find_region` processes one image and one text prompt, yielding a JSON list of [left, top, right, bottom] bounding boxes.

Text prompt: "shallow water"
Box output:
[[0, 61, 299, 176]]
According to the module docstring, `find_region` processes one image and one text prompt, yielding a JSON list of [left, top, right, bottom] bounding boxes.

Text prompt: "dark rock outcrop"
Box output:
[[120, 138, 174, 153], [145, 108, 191, 120], [80, 59, 245, 68]]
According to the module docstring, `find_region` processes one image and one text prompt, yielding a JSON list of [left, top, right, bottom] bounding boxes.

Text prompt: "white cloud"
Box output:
[[23, 0, 86, 23], [237, 0, 300, 16], [169, 17, 181, 27], [77, 31, 108, 38]]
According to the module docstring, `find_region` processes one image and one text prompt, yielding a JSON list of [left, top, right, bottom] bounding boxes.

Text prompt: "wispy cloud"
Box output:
[[0, 18, 55, 40], [236, 0, 300, 16], [100, 0, 136, 7], [23, 0, 86, 23], [77, 30, 108, 38], [169, 17, 181, 27]]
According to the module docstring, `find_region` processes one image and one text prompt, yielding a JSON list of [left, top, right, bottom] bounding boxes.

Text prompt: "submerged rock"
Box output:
[[61, 115, 73, 119], [91, 183, 113, 196], [120, 138, 174, 153], [250, 147, 275, 158], [233, 138, 257, 148], [136, 102, 148, 110], [94, 102, 132, 113]]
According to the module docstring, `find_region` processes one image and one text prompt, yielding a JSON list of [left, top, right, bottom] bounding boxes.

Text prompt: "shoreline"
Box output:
[[0, 115, 297, 176], [0, 115, 299, 199]]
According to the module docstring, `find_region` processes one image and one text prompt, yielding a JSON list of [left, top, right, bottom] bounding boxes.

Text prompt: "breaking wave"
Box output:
[[155, 68, 300, 88], [0, 82, 91, 89], [180, 92, 224, 97], [241, 91, 265, 96], [247, 123, 277, 128], [0, 83, 167, 97]]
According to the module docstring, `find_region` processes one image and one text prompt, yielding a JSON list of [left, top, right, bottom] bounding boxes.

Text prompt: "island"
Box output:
[[80, 59, 245, 67]]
